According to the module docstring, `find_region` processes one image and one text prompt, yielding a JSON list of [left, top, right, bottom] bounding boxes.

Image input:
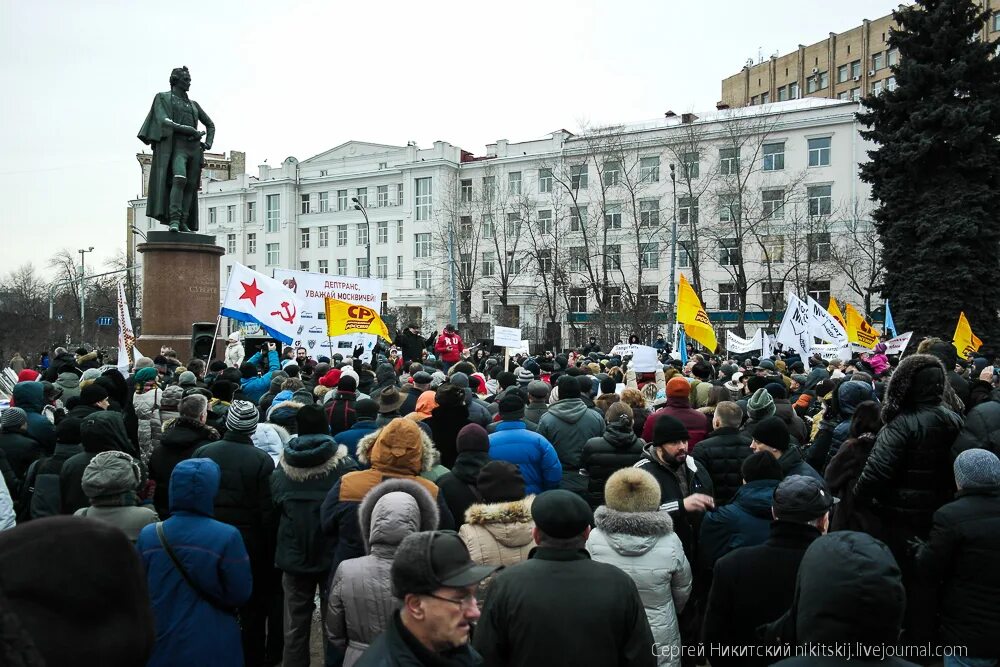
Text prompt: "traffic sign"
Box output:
[[96, 316, 114, 326]]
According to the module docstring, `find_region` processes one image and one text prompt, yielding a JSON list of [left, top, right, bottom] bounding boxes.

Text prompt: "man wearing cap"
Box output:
[[537, 375, 605, 497], [474, 489, 654, 666], [523, 380, 550, 427], [750, 416, 822, 482], [703, 474, 834, 666], [193, 400, 279, 667], [641, 376, 711, 448], [375, 386, 407, 427], [401, 370, 433, 416], [357, 531, 493, 666]]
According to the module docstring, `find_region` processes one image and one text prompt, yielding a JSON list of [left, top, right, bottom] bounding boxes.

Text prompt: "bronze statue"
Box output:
[[138, 66, 215, 233]]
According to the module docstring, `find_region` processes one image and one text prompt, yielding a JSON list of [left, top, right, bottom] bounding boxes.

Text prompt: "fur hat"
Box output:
[[603, 468, 661, 513]]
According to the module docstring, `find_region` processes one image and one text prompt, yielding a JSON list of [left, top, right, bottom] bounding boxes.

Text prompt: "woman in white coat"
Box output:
[[225, 331, 245, 368], [587, 467, 692, 667]]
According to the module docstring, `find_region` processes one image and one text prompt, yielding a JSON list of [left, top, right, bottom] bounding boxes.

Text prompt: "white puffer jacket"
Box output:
[[225, 338, 245, 368], [587, 507, 692, 667]]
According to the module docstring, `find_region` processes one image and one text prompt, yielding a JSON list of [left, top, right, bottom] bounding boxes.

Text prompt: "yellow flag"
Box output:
[[677, 274, 717, 352], [827, 297, 847, 331], [845, 303, 879, 349], [953, 311, 982, 361], [324, 297, 393, 342]]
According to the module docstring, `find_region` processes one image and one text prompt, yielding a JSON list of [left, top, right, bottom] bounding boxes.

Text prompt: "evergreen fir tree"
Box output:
[[859, 0, 1000, 348]]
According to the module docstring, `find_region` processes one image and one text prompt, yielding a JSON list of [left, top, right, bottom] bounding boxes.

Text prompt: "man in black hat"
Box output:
[[702, 475, 835, 666], [750, 416, 822, 482], [487, 393, 537, 433], [375, 385, 406, 427], [474, 489, 654, 666], [358, 531, 495, 666]]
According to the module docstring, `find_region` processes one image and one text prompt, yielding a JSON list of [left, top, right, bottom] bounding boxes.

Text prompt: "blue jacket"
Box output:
[[333, 420, 379, 461], [488, 421, 562, 495], [240, 350, 280, 404], [12, 382, 56, 455], [137, 458, 253, 667], [698, 479, 778, 575]]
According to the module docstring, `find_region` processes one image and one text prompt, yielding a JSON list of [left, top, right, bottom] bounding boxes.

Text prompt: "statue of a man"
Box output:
[[138, 66, 215, 233]]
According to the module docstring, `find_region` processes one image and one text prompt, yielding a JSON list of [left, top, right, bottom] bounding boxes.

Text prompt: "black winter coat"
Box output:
[[424, 404, 471, 469], [580, 424, 645, 508], [916, 488, 1000, 657], [435, 451, 491, 527], [824, 435, 882, 535], [952, 397, 1000, 458], [777, 446, 823, 482], [149, 418, 220, 517], [356, 610, 482, 667], [393, 329, 429, 366], [0, 430, 45, 491], [691, 427, 752, 505]]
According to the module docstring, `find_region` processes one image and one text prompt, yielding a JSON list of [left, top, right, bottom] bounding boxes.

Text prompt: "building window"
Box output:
[[887, 48, 899, 67], [300, 261, 310, 272], [482, 215, 494, 238], [397, 220, 404, 243], [538, 168, 553, 193], [762, 189, 785, 219], [209, 207, 217, 225], [300, 194, 311, 214], [762, 142, 785, 171], [751, 95, 759, 105], [247, 201, 256, 222], [569, 287, 587, 313], [266, 243, 279, 266], [994, 12, 1000, 31], [639, 199, 659, 227], [819, 71, 829, 89], [639, 285, 658, 310], [226, 234, 236, 254], [460, 179, 473, 202], [719, 148, 739, 175], [459, 290, 471, 316], [719, 239, 741, 266], [337, 190, 348, 211], [789, 81, 800, 99], [719, 193, 740, 223], [357, 224, 368, 246], [762, 281, 784, 311], [886, 76, 897, 92], [247, 265, 255, 271], [570, 164, 588, 189], [872, 51, 884, 71], [414, 232, 431, 258], [871, 80, 885, 96], [410, 177, 431, 221], [460, 253, 473, 276], [483, 176, 499, 201], [605, 286, 622, 311], [227, 205, 235, 223], [808, 280, 831, 305], [760, 91, 770, 103], [396, 183, 404, 206], [508, 172, 521, 195], [718, 282, 737, 310], [414, 270, 431, 289], [372, 185, 386, 208], [318, 226, 329, 248], [318, 259, 329, 274], [482, 291, 492, 315], [603, 161, 621, 187], [318, 191, 329, 212], [808, 185, 833, 217], [777, 86, 788, 102], [538, 209, 553, 234], [482, 251, 496, 277], [678, 196, 699, 225], [376, 256, 388, 279], [851, 87, 862, 101], [604, 244, 621, 270], [679, 240, 697, 268], [357, 257, 369, 278], [640, 242, 659, 269], [851, 60, 862, 78], [300, 228, 310, 249], [266, 194, 280, 232], [538, 248, 552, 273], [763, 234, 784, 263], [604, 204, 622, 229], [227, 265, 232, 281], [808, 137, 832, 167], [506, 252, 521, 275], [837, 91, 850, 101], [569, 246, 587, 271], [681, 152, 700, 179], [336, 225, 348, 246], [246, 233, 256, 255], [397, 256, 403, 279], [807, 75, 818, 94], [506, 212, 521, 237], [570, 206, 586, 231], [356, 187, 368, 208], [377, 221, 388, 244], [639, 156, 660, 183], [336, 259, 347, 276], [459, 215, 473, 239], [808, 232, 832, 261], [837, 64, 849, 83]]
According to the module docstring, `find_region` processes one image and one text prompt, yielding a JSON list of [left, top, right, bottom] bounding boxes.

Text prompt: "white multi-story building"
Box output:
[[128, 98, 879, 349]]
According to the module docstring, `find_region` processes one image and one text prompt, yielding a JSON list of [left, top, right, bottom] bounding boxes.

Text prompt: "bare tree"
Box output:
[[428, 173, 482, 327], [0, 264, 50, 365], [829, 199, 883, 314]]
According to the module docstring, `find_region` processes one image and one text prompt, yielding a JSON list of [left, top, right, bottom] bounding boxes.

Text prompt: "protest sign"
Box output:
[[776, 293, 812, 355], [883, 332, 913, 356], [493, 326, 522, 348]]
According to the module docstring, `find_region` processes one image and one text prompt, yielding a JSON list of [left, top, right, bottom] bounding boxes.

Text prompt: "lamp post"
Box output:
[[667, 165, 679, 343], [78, 246, 94, 343], [352, 197, 371, 279]]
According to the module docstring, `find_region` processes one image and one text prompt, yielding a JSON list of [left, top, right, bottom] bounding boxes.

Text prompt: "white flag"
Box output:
[[726, 330, 761, 354], [117, 281, 141, 372], [883, 331, 913, 355], [221, 264, 306, 344], [775, 293, 812, 356], [806, 296, 848, 344]]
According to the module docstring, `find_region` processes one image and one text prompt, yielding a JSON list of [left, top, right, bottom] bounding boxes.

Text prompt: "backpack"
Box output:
[[19, 455, 68, 521]]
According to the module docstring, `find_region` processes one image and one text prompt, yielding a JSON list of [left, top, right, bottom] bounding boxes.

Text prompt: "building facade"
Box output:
[[128, 99, 879, 349]]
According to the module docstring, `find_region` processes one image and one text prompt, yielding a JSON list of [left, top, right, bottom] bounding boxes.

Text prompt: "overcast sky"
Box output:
[[0, 0, 903, 280]]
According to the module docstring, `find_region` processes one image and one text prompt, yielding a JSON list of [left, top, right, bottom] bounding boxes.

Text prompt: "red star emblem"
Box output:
[[239, 279, 264, 307]]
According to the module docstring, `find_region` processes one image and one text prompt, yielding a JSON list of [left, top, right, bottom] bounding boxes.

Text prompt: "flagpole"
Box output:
[[206, 315, 223, 362]]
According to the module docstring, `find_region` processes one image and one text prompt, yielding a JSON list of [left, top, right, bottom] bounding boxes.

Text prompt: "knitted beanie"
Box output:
[[954, 448, 1000, 490], [747, 387, 776, 420], [0, 408, 27, 432], [456, 423, 490, 453], [226, 400, 259, 433], [666, 376, 690, 399], [476, 461, 526, 503]]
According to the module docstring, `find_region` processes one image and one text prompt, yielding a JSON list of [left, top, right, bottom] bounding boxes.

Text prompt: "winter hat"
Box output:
[[666, 376, 690, 399], [450, 372, 470, 389], [80, 368, 102, 383], [874, 343, 888, 355], [435, 383, 465, 408], [80, 383, 109, 405], [319, 368, 342, 388], [377, 386, 406, 414], [531, 489, 593, 538], [56, 416, 82, 444], [340, 367, 360, 385], [212, 380, 237, 402], [752, 415, 790, 451], [747, 388, 776, 420], [1, 408, 27, 432], [476, 461, 526, 503], [412, 371, 433, 386], [16, 369, 40, 383], [355, 398, 379, 420], [228, 331, 241, 342], [604, 468, 661, 513], [515, 367, 534, 386], [791, 374, 809, 387], [226, 400, 259, 433], [522, 358, 541, 377], [764, 382, 787, 400], [81, 451, 141, 500], [295, 404, 329, 436], [456, 423, 490, 454], [177, 371, 197, 387], [292, 389, 315, 406], [133, 367, 157, 384], [527, 380, 550, 399], [741, 450, 784, 482], [556, 374, 581, 399], [498, 393, 526, 420], [653, 414, 689, 446], [390, 531, 498, 599], [336, 375, 357, 392], [954, 448, 1000, 490]]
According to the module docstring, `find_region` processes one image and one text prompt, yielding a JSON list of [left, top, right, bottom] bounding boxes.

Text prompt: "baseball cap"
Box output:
[[391, 531, 499, 598], [772, 475, 839, 522]]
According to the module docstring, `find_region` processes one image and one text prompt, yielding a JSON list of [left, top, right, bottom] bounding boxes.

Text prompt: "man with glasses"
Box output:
[[357, 530, 496, 666]]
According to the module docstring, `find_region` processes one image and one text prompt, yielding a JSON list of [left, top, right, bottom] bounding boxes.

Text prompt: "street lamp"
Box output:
[[130, 226, 147, 241], [351, 197, 371, 278], [667, 165, 679, 342], [78, 246, 94, 343]]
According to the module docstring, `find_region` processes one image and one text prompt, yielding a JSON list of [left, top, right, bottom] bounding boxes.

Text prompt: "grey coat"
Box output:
[[537, 398, 606, 494], [326, 478, 438, 667]]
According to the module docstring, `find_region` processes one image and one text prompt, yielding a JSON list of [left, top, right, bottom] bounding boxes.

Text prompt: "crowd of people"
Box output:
[[0, 326, 998, 667]]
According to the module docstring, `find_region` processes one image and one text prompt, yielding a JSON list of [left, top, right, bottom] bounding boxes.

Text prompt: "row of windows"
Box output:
[[751, 49, 899, 105], [299, 184, 405, 214], [678, 184, 833, 224], [226, 228, 432, 259], [717, 280, 831, 312]]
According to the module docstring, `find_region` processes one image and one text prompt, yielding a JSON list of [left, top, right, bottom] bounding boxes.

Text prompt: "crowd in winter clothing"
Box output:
[[1, 329, 999, 667]]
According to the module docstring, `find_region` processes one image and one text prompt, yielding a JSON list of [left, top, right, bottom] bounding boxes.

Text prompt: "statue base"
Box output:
[[137, 233, 225, 362]]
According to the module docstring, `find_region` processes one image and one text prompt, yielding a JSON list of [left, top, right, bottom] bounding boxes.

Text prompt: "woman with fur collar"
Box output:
[[587, 467, 692, 667]]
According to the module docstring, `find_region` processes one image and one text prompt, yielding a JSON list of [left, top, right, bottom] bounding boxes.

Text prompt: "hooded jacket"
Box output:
[[132, 385, 162, 464], [488, 421, 562, 496], [826, 381, 878, 467], [225, 335, 245, 368], [587, 506, 691, 667], [251, 421, 291, 464], [459, 496, 535, 577], [327, 479, 438, 667], [641, 397, 711, 449], [55, 371, 82, 403], [537, 398, 606, 494], [150, 418, 220, 518], [691, 427, 752, 506], [698, 479, 778, 575], [952, 393, 1000, 458], [75, 452, 158, 542], [60, 411, 136, 514], [435, 450, 491, 528], [137, 458, 253, 667], [581, 424, 646, 508], [325, 390, 358, 436], [11, 382, 56, 454]]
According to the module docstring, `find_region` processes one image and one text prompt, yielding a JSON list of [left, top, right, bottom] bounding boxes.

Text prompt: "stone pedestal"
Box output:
[[137, 231, 224, 361]]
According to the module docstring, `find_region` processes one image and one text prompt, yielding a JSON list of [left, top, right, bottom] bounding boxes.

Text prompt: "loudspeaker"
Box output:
[[191, 322, 217, 361]]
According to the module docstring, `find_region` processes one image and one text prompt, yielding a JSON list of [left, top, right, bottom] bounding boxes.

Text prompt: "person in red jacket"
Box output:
[[434, 324, 464, 373], [642, 376, 712, 448]]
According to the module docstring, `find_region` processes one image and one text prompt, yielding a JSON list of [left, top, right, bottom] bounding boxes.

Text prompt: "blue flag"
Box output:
[[679, 328, 688, 364], [884, 300, 897, 338]]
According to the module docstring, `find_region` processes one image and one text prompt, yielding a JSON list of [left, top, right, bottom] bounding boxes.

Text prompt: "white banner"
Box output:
[[271, 269, 382, 361], [763, 333, 775, 359], [883, 332, 913, 355], [726, 329, 762, 354], [493, 325, 522, 348], [631, 345, 659, 372], [807, 296, 848, 344], [609, 343, 641, 357], [775, 293, 812, 356]]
